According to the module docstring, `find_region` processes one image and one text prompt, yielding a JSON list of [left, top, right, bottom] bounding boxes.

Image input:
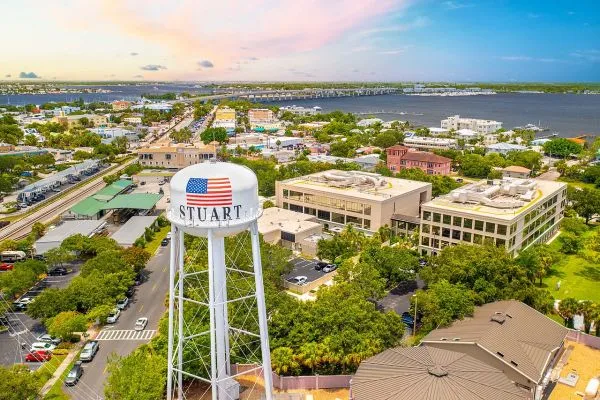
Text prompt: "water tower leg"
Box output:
[[210, 234, 229, 399], [167, 224, 177, 400], [177, 227, 185, 399], [250, 222, 274, 400]]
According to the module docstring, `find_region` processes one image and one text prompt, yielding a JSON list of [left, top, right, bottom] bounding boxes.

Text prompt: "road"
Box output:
[[68, 244, 171, 399], [0, 159, 136, 241]]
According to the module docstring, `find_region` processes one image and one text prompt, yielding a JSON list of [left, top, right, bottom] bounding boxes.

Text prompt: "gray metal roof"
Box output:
[[352, 346, 530, 400], [19, 159, 101, 194], [421, 300, 567, 384], [36, 220, 107, 244], [110, 216, 159, 246]]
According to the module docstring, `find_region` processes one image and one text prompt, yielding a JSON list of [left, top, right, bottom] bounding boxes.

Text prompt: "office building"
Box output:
[[248, 108, 275, 123], [258, 207, 322, 254], [419, 178, 566, 255], [52, 114, 108, 129], [386, 145, 451, 175], [112, 101, 132, 111], [214, 107, 236, 121], [276, 170, 432, 234], [123, 116, 142, 124], [441, 115, 503, 134], [486, 142, 527, 155], [403, 136, 457, 151], [137, 143, 217, 168], [279, 105, 321, 116]]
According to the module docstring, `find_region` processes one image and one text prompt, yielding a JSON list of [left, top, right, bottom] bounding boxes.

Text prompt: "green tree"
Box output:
[[170, 127, 193, 143], [26, 288, 75, 320], [45, 246, 74, 267], [0, 365, 41, 400], [200, 127, 228, 144], [360, 245, 418, 287], [516, 244, 558, 286], [413, 280, 475, 331], [271, 347, 300, 376], [568, 187, 600, 224], [30, 222, 46, 239], [46, 311, 87, 341], [335, 260, 386, 300], [121, 247, 151, 273], [543, 138, 583, 158], [559, 232, 583, 254], [372, 131, 399, 148], [105, 350, 166, 400], [458, 154, 491, 178], [558, 297, 580, 328], [298, 342, 325, 374]]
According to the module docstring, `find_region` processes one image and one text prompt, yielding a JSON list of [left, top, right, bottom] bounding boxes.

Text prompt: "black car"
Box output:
[[125, 287, 135, 298], [65, 361, 83, 386], [33, 254, 46, 261], [315, 261, 328, 271], [134, 273, 145, 286], [161, 238, 170, 246], [48, 267, 68, 276]]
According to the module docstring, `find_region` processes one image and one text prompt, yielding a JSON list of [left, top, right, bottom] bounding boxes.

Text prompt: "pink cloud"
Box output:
[[91, 0, 407, 69]]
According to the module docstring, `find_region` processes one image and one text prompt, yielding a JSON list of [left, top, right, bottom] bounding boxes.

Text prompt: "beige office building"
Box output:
[[53, 114, 108, 129], [137, 143, 217, 169], [214, 107, 236, 121], [419, 178, 567, 256], [248, 108, 275, 123], [275, 170, 432, 234], [258, 207, 323, 254]]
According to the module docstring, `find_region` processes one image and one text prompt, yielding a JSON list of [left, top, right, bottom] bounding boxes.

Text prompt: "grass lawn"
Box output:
[[34, 354, 66, 387], [145, 223, 171, 255], [543, 228, 600, 303], [43, 354, 78, 400]]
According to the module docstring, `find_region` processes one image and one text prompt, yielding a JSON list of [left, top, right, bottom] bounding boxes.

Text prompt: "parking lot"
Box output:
[[285, 258, 334, 285], [0, 261, 83, 368]]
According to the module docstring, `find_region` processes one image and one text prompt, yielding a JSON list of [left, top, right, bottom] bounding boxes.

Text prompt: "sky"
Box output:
[[1, 0, 599, 82]]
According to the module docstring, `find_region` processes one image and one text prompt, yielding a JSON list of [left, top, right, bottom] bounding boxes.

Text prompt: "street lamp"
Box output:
[[412, 294, 418, 336]]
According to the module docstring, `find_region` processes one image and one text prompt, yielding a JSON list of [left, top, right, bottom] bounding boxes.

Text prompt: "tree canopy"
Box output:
[[543, 138, 583, 158]]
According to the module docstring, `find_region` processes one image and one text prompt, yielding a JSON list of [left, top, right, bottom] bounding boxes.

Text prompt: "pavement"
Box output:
[[379, 277, 425, 316], [537, 168, 560, 181], [286, 257, 333, 284], [66, 243, 171, 399]]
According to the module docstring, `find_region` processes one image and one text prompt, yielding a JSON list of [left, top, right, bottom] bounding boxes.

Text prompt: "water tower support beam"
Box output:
[[210, 233, 230, 398], [177, 227, 185, 399], [167, 224, 177, 400]]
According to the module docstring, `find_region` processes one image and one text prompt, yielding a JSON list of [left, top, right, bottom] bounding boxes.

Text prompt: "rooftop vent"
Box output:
[[440, 337, 448, 341], [506, 313, 513, 318], [453, 338, 461, 341], [491, 314, 506, 324], [510, 361, 519, 367], [496, 352, 504, 358], [428, 365, 449, 378]]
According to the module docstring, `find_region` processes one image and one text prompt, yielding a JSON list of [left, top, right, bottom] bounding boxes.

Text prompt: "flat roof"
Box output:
[[92, 179, 133, 201], [422, 178, 566, 220], [110, 216, 159, 246], [70, 193, 162, 216], [279, 170, 431, 202], [36, 220, 105, 244], [258, 207, 320, 235]]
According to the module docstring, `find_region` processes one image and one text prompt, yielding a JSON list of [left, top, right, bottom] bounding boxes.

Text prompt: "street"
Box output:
[[67, 244, 171, 399]]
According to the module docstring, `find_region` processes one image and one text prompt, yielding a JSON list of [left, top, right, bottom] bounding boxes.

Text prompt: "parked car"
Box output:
[[36, 334, 61, 345], [134, 317, 148, 331], [315, 261, 328, 271], [125, 287, 135, 298], [166, 231, 172, 239], [33, 254, 46, 261], [65, 361, 83, 386], [30, 342, 56, 352], [106, 308, 121, 324], [322, 264, 337, 273], [25, 350, 52, 362], [0, 263, 14, 271], [14, 297, 35, 310], [161, 238, 170, 246], [134, 273, 145, 286], [289, 276, 308, 285], [48, 267, 68, 276], [79, 341, 99, 362], [116, 297, 129, 310]]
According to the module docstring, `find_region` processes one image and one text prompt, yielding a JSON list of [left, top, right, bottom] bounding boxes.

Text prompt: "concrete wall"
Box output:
[[231, 364, 352, 390], [283, 271, 337, 295]]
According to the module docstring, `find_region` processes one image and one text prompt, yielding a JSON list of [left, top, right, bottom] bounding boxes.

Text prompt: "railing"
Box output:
[[566, 329, 600, 349], [231, 364, 352, 390]]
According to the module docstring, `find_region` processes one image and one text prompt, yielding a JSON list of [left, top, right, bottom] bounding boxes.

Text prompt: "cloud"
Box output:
[[5, 74, 11, 78], [500, 56, 533, 61], [133, 74, 144, 78], [349, 45, 373, 53], [570, 49, 600, 62], [248, 57, 259, 61], [356, 16, 429, 37], [140, 64, 167, 71], [197, 60, 214, 68], [500, 56, 568, 64], [19, 72, 40, 79], [443, 1, 473, 10], [379, 45, 412, 55], [130, 52, 139, 56]]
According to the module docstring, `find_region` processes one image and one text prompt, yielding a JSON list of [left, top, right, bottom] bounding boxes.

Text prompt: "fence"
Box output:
[[232, 364, 352, 391], [566, 329, 600, 349]]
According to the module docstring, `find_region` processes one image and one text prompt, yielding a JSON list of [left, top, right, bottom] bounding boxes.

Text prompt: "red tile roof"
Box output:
[[400, 151, 451, 164]]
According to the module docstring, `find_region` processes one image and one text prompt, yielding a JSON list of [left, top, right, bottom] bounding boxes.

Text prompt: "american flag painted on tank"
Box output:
[[185, 177, 232, 206]]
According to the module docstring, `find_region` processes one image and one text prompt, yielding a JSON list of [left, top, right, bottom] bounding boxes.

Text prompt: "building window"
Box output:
[[452, 230, 461, 240], [474, 220, 484, 231], [165, 154, 172, 160], [486, 222, 495, 234], [443, 215, 451, 225], [464, 218, 473, 229], [432, 239, 440, 249], [462, 232, 472, 242], [497, 224, 507, 235], [331, 212, 345, 224], [289, 204, 303, 213], [283, 189, 289, 198], [496, 238, 506, 247], [423, 211, 432, 221], [432, 226, 440, 236], [421, 224, 430, 234], [421, 236, 429, 246], [433, 213, 441, 223], [304, 207, 316, 216], [317, 210, 330, 221], [289, 191, 303, 201], [473, 234, 483, 244], [453, 216, 462, 227], [281, 231, 296, 242], [363, 219, 371, 230], [283, 202, 289, 210], [364, 205, 371, 216], [346, 215, 362, 226], [442, 228, 450, 238]]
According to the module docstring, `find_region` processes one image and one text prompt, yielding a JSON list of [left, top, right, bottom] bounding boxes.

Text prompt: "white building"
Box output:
[[428, 127, 450, 136], [441, 115, 503, 134], [486, 142, 527, 155], [279, 105, 322, 116], [357, 118, 384, 127], [403, 136, 457, 151], [123, 117, 142, 124], [89, 127, 138, 142]]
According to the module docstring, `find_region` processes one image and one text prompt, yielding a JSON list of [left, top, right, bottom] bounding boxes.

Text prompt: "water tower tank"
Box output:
[[167, 161, 261, 236]]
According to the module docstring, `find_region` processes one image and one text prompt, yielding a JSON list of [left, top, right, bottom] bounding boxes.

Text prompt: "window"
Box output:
[[452, 230, 461, 240], [453, 216, 462, 227], [346, 201, 363, 213], [283, 189, 289, 198], [433, 213, 441, 223], [421, 224, 430, 234], [289, 191, 303, 201], [331, 212, 345, 224], [317, 210, 330, 220], [486, 222, 495, 233], [304, 207, 316, 216], [423, 211, 432, 221], [289, 204, 303, 213], [442, 228, 450, 238], [464, 218, 473, 229], [474, 220, 484, 231], [473, 234, 483, 244], [496, 238, 506, 247], [497, 224, 507, 235], [363, 219, 371, 230], [432, 226, 440, 236], [283, 202, 289, 210], [421, 236, 429, 246], [462, 232, 472, 242], [432, 239, 440, 249], [364, 205, 371, 216], [443, 215, 451, 225], [346, 215, 362, 226], [281, 231, 295, 242], [165, 154, 172, 160]]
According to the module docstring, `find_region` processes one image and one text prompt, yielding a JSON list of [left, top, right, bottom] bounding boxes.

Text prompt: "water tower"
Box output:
[[166, 161, 273, 400]]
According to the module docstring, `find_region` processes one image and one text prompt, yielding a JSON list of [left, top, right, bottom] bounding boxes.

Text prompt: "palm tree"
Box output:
[[579, 300, 595, 334], [271, 347, 299, 376], [298, 342, 324, 374], [558, 297, 580, 328]]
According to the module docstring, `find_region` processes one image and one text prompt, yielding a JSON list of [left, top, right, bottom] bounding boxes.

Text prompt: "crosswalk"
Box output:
[[96, 329, 156, 341]]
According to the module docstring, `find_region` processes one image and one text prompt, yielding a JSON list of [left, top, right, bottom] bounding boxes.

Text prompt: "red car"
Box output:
[[0, 263, 13, 271], [25, 350, 52, 362]]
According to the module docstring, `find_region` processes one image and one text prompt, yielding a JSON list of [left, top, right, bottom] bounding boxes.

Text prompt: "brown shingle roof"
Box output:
[[400, 151, 451, 164], [352, 346, 530, 400], [502, 166, 531, 174], [421, 301, 567, 384]]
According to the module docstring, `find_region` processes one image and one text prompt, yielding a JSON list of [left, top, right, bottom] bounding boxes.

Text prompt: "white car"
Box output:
[[116, 297, 129, 310], [30, 342, 56, 352], [166, 231, 172, 239], [134, 317, 148, 331], [289, 276, 308, 285], [36, 334, 61, 345], [106, 308, 121, 324]]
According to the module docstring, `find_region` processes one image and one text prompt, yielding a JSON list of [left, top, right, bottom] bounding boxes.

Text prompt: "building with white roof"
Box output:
[[486, 142, 527, 155], [441, 115, 503, 134], [403, 136, 457, 150], [428, 127, 449, 136], [419, 178, 567, 256], [258, 207, 322, 254], [357, 118, 384, 127], [110, 216, 159, 247], [35, 220, 106, 254]]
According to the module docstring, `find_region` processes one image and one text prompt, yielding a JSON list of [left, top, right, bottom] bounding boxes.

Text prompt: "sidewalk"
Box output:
[[39, 327, 100, 397]]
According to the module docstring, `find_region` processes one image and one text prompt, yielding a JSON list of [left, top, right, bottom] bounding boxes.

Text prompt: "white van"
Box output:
[[0, 251, 26, 263]]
